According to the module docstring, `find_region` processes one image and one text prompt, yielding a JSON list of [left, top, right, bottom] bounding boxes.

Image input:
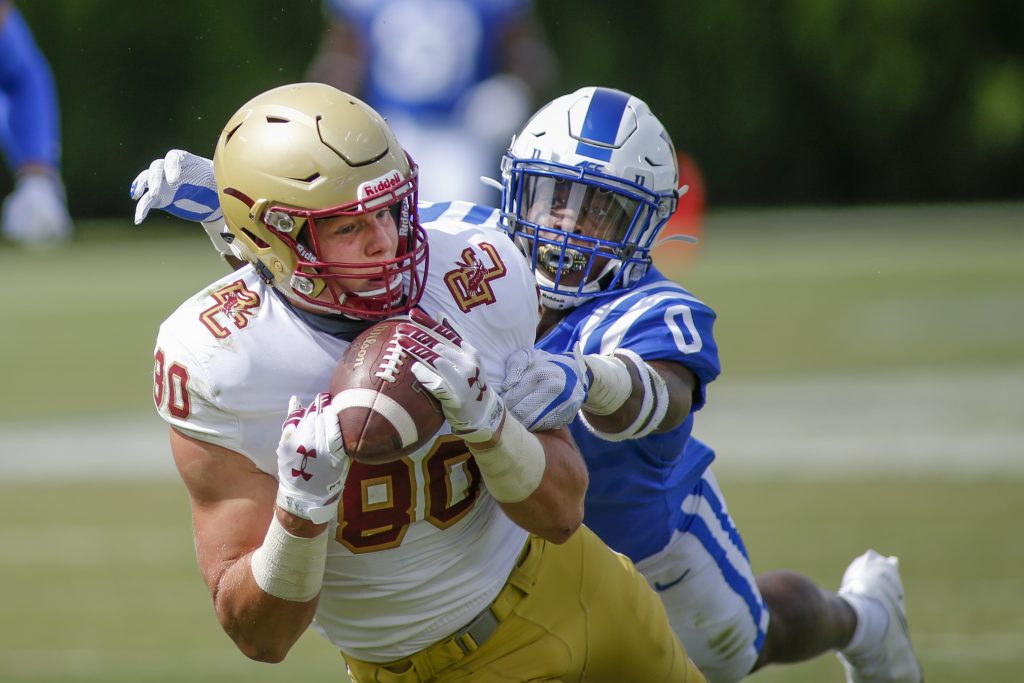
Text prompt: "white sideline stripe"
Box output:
[[697, 367, 1024, 478], [0, 369, 1021, 481], [333, 388, 418, 447]]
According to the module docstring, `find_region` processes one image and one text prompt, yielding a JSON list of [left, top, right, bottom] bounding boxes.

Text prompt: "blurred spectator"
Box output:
[[307, 0, 557, 204], [0, 1, 71, 245]]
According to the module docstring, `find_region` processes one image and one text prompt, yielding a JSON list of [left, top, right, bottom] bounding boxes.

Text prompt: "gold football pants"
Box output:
[[344, 525, 705, 683]]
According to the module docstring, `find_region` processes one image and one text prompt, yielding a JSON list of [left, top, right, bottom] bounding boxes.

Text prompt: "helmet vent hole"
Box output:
[[224, 121, 243, 144], [266, 116, 291, 124], [241, 228, 271, 249]]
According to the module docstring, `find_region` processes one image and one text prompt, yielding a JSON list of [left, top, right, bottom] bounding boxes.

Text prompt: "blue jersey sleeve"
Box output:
[[0, 7, 61, 170], [573, 269, 721, 411]]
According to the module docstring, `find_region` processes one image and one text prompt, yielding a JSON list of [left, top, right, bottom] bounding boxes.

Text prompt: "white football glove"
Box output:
[[396, 309, 506, 444], [130, 149, 221, 224], [500, 348, 589, 432], [1, 172, 72, 244], [129, 149, 239, 259], [275, 393, 350, 525]]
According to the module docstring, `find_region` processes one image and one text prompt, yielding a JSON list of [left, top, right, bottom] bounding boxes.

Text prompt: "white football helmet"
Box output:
[[214, 82, 428, 319], [499, 87, 679, 309]]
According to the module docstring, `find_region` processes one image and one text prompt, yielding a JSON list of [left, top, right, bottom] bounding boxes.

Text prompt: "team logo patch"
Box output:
[[199, 279, 262, 338], [443, 242, 506, 313]]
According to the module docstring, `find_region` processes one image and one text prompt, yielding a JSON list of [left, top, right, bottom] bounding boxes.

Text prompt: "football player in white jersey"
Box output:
[[138, 82, 703, 682], [496, 87, 923, 683]]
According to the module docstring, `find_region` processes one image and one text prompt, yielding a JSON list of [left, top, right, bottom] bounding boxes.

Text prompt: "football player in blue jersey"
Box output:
[[497, 86, 923, 683], [0, 1, 71, 245], [306, 0, 556, 205]]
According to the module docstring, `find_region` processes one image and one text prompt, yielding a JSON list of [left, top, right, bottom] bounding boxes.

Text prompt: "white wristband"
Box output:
[[579, 349, 670, 442], [470, 413, 546, 503], [250, 514, 329, 602]]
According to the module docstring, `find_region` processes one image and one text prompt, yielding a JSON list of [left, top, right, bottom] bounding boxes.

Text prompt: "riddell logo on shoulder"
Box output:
[[358, 171, 403, 200]]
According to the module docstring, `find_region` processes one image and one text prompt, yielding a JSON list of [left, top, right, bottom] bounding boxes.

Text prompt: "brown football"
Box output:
[[330, 319, 445, 464]]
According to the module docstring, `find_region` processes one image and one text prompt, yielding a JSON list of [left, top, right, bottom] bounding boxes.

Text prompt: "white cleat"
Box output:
[[837, 550, 923, 683]]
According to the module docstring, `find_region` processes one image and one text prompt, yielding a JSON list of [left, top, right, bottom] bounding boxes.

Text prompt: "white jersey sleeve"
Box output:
[[153, 268, 350, 474]]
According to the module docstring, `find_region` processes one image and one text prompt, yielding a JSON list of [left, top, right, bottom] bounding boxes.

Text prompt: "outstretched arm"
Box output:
[[129, 149, 247, 270], [498, 343, 697, 440], [579, 352, 698, 438]]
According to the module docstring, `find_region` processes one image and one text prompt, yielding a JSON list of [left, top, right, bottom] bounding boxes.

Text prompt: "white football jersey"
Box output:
[[153, 203, 539, 661]]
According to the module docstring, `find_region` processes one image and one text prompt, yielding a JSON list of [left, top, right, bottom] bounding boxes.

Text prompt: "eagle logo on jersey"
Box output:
[[443, 242, 506, 313], [199, 279, 262, 339]]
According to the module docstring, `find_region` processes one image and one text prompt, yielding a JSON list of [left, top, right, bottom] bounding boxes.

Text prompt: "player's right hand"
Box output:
[[130, 149, 221, 225], [275, 393, 350, 525]]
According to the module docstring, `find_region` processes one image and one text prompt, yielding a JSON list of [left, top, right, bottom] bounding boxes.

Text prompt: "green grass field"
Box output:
[[2, 204, 1022, 681]]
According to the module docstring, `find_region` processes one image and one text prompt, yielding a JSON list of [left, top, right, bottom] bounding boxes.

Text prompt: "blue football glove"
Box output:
[[500, 347, 590, 432], [130, 149, 221, 224]]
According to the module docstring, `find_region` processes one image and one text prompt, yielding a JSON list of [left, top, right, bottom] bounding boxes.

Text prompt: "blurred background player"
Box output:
[[0, 0, 71, 245], [498, 86, 923, 683], [306, 0, 557, 204]]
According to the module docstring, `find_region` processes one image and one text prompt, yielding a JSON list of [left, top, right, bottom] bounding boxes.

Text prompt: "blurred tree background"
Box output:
[[9, 0, 1024, 217]]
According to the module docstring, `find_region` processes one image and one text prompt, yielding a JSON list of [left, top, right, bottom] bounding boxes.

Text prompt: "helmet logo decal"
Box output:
[[199, 279, 262, 339], [358, 170, 404, 200], [443, 242, 507, 313]]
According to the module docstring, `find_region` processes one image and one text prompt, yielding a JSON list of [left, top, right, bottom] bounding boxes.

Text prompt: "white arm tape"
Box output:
[[580, 349, 670, 442], [580, 352, 633, 415], [470, 411, 546, 503], [250, 514, 329, 602], [200, 217, 239, 259]]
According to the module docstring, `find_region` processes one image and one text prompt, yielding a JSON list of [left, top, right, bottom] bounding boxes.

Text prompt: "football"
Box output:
[[330, 319, 445, 464]]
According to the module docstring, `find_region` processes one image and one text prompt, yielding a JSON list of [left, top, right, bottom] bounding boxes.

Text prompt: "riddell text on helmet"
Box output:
[[358, 171, 403, 200]]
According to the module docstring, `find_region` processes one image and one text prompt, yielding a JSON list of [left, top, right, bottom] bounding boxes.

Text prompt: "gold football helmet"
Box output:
[[213, 82, 427, 318]]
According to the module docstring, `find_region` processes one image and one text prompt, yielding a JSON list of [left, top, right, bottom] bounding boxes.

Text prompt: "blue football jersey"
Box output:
[[535, 267, 722, 561]]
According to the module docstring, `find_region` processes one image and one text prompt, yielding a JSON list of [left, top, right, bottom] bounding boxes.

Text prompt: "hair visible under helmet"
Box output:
[[213, 82, 428, 319], [499, 87, 679, 310]]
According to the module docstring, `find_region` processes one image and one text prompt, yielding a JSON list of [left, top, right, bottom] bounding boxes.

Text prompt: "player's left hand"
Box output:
[[396, 309, 506, 444], [501, 348, 589, 431], [130, 149, 221, 225]]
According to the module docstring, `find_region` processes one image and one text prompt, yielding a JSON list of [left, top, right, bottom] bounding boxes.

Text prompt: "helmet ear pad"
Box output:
[[213, 83, 427, 318], [500, 86, 679, 305]]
